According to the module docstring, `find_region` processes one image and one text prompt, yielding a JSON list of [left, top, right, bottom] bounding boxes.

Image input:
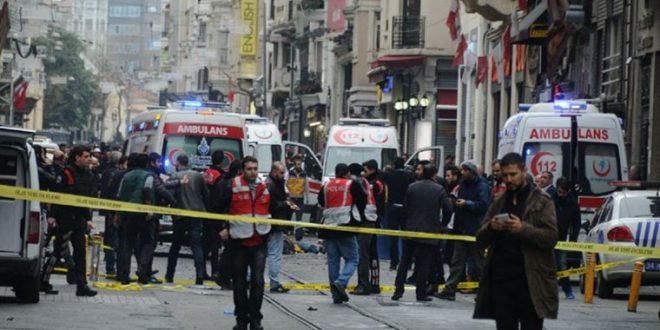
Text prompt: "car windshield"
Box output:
[[619, 195, 660, 218], [324, 147, 396, 177]]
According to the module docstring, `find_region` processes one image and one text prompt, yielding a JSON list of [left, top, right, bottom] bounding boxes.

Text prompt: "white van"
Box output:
[[498, 101, 628, 213], [243, 115, 323, 207], [323, 118, 399, 182], [0, 127, 44, 303]]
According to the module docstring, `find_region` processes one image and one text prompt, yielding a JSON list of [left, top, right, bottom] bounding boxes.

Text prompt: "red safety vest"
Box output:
[[352, 177, 379, 222], [229, 175, 271, 239], [323, 178, 354, 226]]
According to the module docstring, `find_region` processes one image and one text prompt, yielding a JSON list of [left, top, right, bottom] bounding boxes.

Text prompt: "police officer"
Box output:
[[351, 160, 385, 295], [51, 145, 98, 297], [116, 153, 156, 285], [318, 163, 365, 304], [218, 156, 271, 330]]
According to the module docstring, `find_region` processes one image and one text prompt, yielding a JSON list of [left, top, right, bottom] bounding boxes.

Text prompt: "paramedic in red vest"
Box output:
[[351, 160, 386, 295], [218, 156, 272, 330], [317, 163, 366, 304]]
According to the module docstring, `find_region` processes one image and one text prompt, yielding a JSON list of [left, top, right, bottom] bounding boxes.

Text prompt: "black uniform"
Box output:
[[52, 163, 97, 295]]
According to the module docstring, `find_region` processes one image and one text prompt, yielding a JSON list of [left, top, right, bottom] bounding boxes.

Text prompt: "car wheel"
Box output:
[[596, 271, 614, 299], [15, 275, 40, 303]]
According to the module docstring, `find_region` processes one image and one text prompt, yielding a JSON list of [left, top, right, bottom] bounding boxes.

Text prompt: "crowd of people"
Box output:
[[32, 141, 582, 330]]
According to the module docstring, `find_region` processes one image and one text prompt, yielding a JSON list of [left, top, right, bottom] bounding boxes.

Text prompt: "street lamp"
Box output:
[[420, 95, 430, 107], [409, 94, 429, 119], [409, 96, 419, 107], [394, 99, 408, 111]]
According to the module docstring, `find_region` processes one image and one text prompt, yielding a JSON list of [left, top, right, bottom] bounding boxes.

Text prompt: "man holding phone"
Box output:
[[473, 152, 558, 329]]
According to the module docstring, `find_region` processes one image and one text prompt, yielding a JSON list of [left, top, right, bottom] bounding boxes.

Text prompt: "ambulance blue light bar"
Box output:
[[553, 100, 587, 112], [174, 100, 231, 111]]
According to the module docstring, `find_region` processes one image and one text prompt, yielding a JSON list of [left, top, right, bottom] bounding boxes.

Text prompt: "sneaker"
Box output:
[[269, 284, 290, 293], [565, 291, 575, 300], [148, 276, 163, 284], [435, 289, 455, 301], [76, 285, 98, 297]]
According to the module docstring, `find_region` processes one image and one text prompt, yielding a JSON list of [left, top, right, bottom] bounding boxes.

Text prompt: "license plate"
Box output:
[[644, 259, 660, 271]]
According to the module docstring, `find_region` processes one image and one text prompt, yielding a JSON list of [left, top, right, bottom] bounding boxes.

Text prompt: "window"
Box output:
[[255, 144, 283, 173], [198, 22, 207, 43], [218, 31, 229, 64], [162, 136, 242, 174], [283, 43, 291, 65], [619, 196, 660, 218], [109, 6, 142, 18]]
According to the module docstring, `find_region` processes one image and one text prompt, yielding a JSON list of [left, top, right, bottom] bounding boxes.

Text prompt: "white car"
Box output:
[[580, 188, 660, 298]]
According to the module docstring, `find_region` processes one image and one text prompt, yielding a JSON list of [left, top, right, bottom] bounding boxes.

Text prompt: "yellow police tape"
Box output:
[[2, 184, 659, 258]]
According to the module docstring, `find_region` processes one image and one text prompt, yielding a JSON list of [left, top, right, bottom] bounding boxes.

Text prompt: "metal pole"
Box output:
[[9, 54, 14, 126], [261, 0, 268, 117]]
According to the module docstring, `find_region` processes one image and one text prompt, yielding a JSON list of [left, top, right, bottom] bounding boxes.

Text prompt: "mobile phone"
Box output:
[[494, 213, 510, 223]]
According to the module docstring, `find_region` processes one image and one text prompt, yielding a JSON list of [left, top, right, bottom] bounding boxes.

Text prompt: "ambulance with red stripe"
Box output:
[[125, 101, 246, 174], [241, 115, 323, 207], [498, 100, 629, 217]]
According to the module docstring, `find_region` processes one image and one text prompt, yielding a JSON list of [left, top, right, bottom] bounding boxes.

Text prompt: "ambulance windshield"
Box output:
[[162, 135, 242, 174], [324, 147, 397, 177]]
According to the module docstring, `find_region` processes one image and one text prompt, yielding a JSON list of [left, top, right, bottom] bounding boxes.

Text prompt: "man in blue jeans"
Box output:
[[318, 163, 365, 303], [266, 162, 298, 293]]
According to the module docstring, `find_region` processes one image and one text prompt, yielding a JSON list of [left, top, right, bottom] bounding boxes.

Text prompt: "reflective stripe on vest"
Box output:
[[322, 178, 353, 226], [229, 175, 272, 239], [351, 177, 378, 222]]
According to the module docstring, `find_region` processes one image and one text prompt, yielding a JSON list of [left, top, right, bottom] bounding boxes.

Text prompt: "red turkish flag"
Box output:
[[13, 82, 28, 112], [503, 25, 512, 78], [227, 90, 235, 103], [476, 56, 488, 87], [519, 0, 528, 12], [446, 0, 460, 41], [452, 34, 467, 67]]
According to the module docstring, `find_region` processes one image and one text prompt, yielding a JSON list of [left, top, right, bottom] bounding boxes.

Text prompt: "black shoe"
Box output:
[[435, 290, 455, 301], [165, 275, 174, 283], [249, 319, 263, 330], [416, 296, 433, 302], [203, 273, 212, 281], [405, 275, 415, 285], [195, 278, 204, 286], [148, 276, 162, 284], [270, 284, 290, 293], [391, 290, 403, 301], [349, 286, 371, 295], [116, 277, 133, 285], [76, 285, 98, 297], [232, 322, 248, 330], [371, 287, 381, 294], [66, 271, 76, 285], [40, 283, 59, 295], [331, 283, 349, 302]]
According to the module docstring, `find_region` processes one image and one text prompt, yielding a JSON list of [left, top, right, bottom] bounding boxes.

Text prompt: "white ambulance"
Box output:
[[125, 101, 246, 174], [498, 100, 628, 212], [323, 118, 399, 182], [242, 115, 323, 207]]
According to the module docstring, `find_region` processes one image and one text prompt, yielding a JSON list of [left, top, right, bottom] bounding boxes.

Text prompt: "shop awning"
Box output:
[[375, 55, 426, 68], [512, 0, 549, 45]]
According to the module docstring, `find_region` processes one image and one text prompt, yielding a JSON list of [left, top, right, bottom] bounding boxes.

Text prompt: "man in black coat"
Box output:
[[380, 157, 414, 270], [392, 163, 452, 302], [266, 161, 298, 293], [552, 177, 580, 299]]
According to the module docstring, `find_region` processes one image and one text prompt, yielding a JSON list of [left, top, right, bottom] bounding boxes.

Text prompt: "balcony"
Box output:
[[301, 0, 324, 10], [332, 27, 353, 57], [391, 16, 425, 49], [294, 70, 322, 95]]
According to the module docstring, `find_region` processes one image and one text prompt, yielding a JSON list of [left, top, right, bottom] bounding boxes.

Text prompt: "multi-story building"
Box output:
[[106, 0, 161, 74], [369, 0, 458, 155], [70, 0, 108, 60]]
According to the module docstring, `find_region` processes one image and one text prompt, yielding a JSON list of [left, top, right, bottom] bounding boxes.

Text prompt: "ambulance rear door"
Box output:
[[284, 141, 322, 206]]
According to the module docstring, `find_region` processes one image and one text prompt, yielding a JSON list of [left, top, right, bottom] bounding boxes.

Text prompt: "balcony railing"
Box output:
[[391, 16, 425, 49], [295, 70, 322, 95]]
